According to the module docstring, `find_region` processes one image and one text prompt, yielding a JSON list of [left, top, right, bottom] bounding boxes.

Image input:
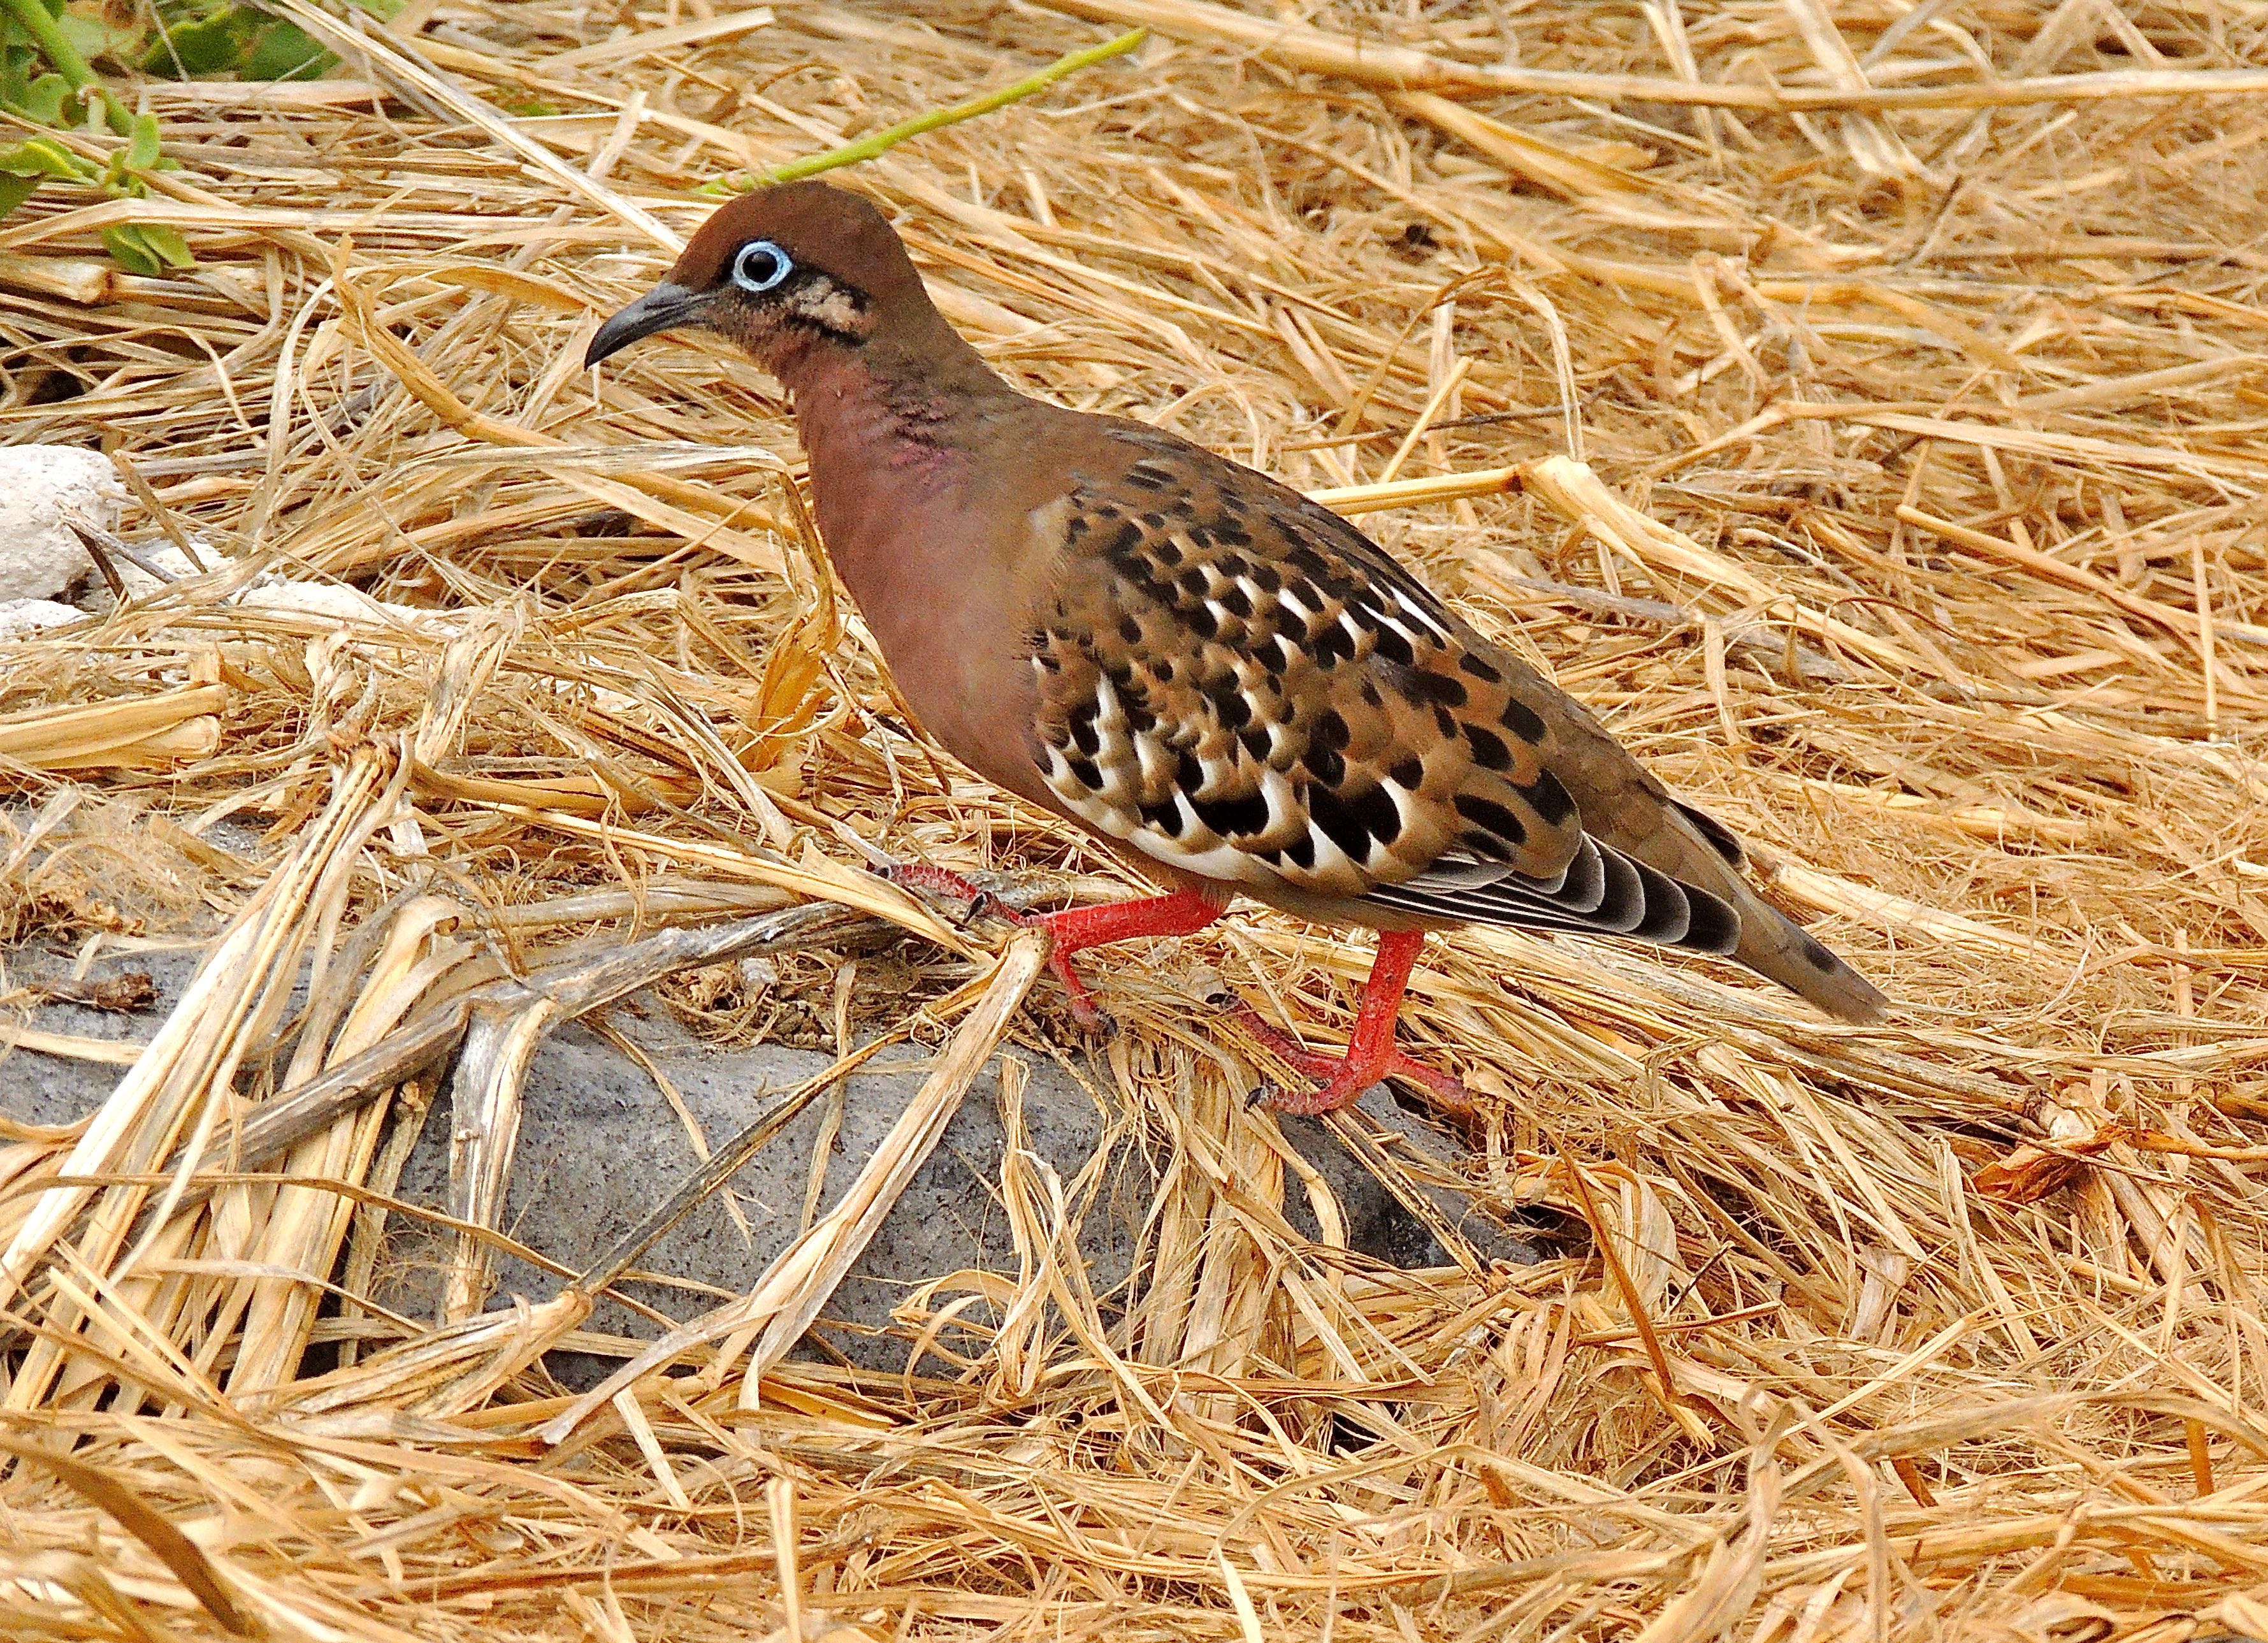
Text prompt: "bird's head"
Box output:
[[584, 181, 926, 372]]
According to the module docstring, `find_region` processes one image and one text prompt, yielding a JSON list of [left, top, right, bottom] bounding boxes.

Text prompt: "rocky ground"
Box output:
[[3, 932, 1529, 1387]]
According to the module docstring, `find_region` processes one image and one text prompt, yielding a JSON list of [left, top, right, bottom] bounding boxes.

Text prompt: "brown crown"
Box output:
[[670, 180, 926, 308]]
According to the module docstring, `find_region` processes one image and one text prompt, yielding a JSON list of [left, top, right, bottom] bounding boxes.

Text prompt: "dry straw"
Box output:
[[1, 1, 2267, 1638]]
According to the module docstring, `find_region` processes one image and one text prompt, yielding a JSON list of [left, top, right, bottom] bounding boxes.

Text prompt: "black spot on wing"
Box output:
[[1208, 679, 1251, 730], [1141, 797, 1185, 836], [1371, 623, 1415, 667], [1466, 724, 1514, 772], [1412, 672, 1466, 708], [1068, 700, 1101, 756], [1501, 697, 1548, 744], [1308, 785, 1373, 863], [1519, 770, 1577, 829], [1452, 793, 1528, 849], [1311, 621, 1356, 667], [1347, 783, 1401, 847], [1460, 829, 1519, 864], [1194, 788, 1272, 837]]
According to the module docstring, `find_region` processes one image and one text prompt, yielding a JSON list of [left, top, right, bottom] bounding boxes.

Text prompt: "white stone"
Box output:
[[236, 581, 463, 634], [0, 598, 85, 641], [115, 542, 208, 598], [0, 446, 126, 602]]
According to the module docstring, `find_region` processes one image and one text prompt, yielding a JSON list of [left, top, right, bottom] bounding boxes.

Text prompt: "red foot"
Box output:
[[885, 861, 1003, 911], [883, 862, 1225, 1031], [1228, 930, 1470, 1116]]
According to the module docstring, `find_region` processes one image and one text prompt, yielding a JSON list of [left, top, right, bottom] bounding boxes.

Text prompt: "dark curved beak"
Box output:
[[584, 281, 704, 368]]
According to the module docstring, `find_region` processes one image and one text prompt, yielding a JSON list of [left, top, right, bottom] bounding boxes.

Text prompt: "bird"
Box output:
[[582, 181, 1886, 1115]]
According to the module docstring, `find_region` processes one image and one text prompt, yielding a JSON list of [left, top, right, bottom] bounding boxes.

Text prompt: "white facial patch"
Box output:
[[790, 274, 865, 334]]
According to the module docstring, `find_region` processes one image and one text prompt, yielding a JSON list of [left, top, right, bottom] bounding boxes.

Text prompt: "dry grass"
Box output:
[[3, 1, 2268, 1637]]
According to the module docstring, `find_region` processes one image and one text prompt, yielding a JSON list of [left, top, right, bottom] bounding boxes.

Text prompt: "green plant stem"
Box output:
[[0, 0, 130, 134], [746, 27, 1146, 190]]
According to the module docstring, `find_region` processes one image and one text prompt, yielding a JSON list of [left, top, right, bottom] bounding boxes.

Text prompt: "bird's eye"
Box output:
[[731, 239, 793, 294]]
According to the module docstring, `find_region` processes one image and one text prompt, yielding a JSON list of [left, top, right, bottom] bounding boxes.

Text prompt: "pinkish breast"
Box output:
[[780, 348, 1056, 808]]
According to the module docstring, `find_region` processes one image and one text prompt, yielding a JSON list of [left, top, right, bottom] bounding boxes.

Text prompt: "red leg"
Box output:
[[883, 863, 1224, 1029], [1024, 887, 1226, 1028], [1231, 1006, 1470, 1115], [1245, 930, 1468, 1116]]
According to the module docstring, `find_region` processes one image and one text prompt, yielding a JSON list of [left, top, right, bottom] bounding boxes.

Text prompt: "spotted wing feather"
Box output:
[[1024, 423, 1738, 953]]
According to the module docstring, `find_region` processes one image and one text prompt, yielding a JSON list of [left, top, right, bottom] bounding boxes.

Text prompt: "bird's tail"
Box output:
[[1632, 796, 1888, 1023], [1723, 880, 1886, 1022]]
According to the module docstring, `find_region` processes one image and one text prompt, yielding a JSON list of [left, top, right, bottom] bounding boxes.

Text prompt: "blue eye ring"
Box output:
[[732, 239, 793, 294]]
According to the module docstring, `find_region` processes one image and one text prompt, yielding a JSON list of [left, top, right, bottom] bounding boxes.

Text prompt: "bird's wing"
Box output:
[[1021, 423, 1738, 955]]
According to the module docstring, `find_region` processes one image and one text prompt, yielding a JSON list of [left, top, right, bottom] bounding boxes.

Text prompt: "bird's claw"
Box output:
[[879, 860, 1009, 929]]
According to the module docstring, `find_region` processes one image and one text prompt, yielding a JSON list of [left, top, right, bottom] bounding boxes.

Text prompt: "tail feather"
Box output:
[[1725, 884, 1887, 1023], [1589, 780, 1888, 1022]]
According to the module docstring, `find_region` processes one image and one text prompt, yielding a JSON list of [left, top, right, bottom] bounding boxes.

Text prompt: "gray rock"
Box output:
[[0, 945, 207, 1129], [380, 1014, 1146, 1383], [2, 933, 1527, 1387]]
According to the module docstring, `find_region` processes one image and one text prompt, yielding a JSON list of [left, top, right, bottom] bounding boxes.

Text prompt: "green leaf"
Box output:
[[18, 69, 66, 124], [0, 55, 36, 115], [142, 3, 252, 78], [238, 20, 331, 82], [101, 222, 161, 275], [142, 0, 400, 80], [101, 222, 193, 275], [125, 111, 160, 170], [134, 221, 193, 267], [55, 11, 138, 66], [0, 171, 38, 217], [0, 134, 91, 182]]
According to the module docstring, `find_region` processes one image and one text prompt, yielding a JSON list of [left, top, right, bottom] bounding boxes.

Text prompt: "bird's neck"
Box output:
[[770, 322, 1056, 801], [772, 321, 1020, 591]]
